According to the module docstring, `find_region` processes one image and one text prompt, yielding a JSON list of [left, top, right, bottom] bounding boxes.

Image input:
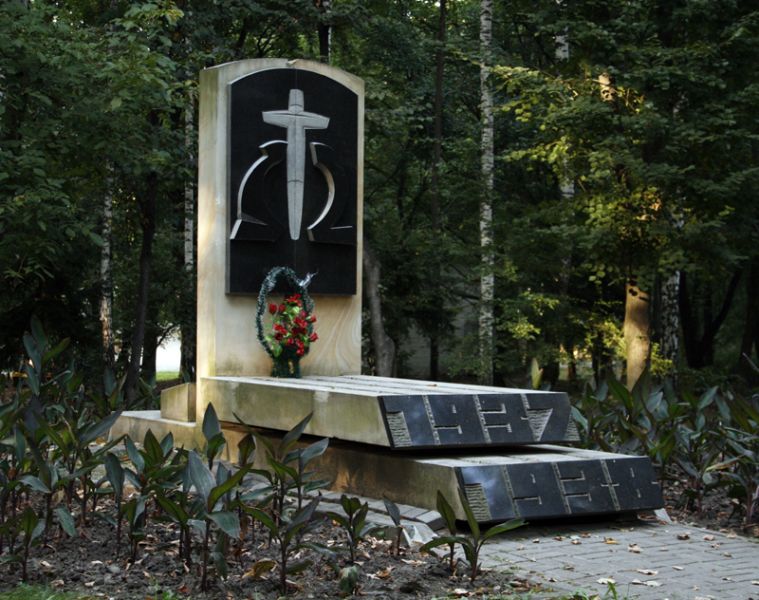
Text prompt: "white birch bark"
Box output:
[[100, 172, 114, 368], [479, 0, 495, 385]]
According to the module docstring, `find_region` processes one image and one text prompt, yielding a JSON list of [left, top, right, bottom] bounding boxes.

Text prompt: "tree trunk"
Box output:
[[363, 245, 396, 377], [315, 0, 331, 62], [660, 270, 680, 367], [125, 172, 159, 406], [624, 280, 650, 389], [739, 258, 759, 381], [99, 174, 115, 370], [428, 0, 447, 382], [680, 271, 741, 368], [180, 98, 196, 381], [141, 317, 159, 384], [479, 0, 495, 385]]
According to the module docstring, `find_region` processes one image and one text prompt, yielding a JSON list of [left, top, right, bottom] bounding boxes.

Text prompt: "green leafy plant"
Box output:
[[247, 496, 321, 594], [186, 449, 250, 590], [421, 490, 525, 582], [327, 495, 379, 564], [383, 497, 404, 555]]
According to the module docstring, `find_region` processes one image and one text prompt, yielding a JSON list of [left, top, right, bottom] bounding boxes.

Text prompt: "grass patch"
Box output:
[[156, 371, 179, 382], [0, 585, 92, 600]]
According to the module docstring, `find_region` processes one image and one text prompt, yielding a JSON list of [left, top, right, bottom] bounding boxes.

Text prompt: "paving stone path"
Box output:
[[479, 518, 759, 599], [325, 490, 759, 600]]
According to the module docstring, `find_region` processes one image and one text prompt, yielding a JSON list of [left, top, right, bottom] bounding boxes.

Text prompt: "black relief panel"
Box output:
[[452, 456, 663, 523], [504, 463, 567, 518], [427, 395, 485, 445], [379, 393, 576, 448], [228, 68, 358, 295], [604, 457, 663, 511], [557, 460, 617, 514]]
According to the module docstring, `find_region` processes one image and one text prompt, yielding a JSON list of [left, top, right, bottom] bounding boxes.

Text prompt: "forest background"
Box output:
[[3, 0, 759, 402]]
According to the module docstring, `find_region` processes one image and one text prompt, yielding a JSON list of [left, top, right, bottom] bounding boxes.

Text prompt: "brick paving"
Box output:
[[316, 489, 759, 599], [478, 518, 759, 599]]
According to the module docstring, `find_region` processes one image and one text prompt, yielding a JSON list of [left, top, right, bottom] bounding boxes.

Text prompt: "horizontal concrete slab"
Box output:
[[108, 411, 661, 523], [202, 374, 579, 449]]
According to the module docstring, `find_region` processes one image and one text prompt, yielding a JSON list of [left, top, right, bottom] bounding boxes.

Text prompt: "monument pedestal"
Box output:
[[110, 59, 662, 523]]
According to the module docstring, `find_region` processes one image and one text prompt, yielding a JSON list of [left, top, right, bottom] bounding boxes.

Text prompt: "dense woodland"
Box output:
[[2, 0, 759, 396]]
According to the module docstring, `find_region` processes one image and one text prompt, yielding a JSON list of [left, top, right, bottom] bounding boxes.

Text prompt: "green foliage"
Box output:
[[327, 495, 379, 564], [421, 489, 525, 582]]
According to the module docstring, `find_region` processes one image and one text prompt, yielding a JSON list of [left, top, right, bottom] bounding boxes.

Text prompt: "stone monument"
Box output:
[[111, 59, 663, 522]]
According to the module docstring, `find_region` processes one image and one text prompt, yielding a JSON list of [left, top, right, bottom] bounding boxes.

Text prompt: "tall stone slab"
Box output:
[[197, 60, 363, 393]]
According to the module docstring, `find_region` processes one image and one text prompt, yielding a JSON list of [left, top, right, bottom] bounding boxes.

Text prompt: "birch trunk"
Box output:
[[364, 245, 396, 376], [180, 99, 196, 380], [125, 171, 158, 406], [660, 271, 680, 366], [479, 0, 495, 385], [428, 0, 446, 381], [99, 175, 115, 370], [624, 280, 650, 389]]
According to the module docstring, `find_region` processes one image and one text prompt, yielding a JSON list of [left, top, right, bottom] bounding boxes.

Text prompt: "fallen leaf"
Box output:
[[722, 552, 733, 557], [374, 566, 393, 579], [597, 578, 615, 584], [452, 588, 469, 597], [571, 539, 581, 545], [631, 579, 661, 587], [243, 559, 276, 580], [580, 532, 591, 538], [532, 538, 540, 544], [672, 566, 684, 571], [604, 537, 619, 545], [90, 560, 104, 566], [636, 569, 658, 576], [751, 580, 759, 586], [677, 532, 690, 540], [722, 577, 733, 581], [51, 580, 64, 588], [401, 558, 424, 566], [703, 534, 715, 541], [517, 544, 525, 550], [554, 536, 564, 541], [628, 544, 642, 553], [84, 582, 95, 588]]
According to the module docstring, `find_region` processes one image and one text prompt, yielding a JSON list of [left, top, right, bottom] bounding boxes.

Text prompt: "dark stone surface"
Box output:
[[228, 68, 358, 295], [379, 392, 579, 448], [457, 455, 663, 522]]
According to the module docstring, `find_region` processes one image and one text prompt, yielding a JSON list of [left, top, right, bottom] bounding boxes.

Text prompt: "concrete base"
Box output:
[[109, 410, 662, 523], [201, 375, 579, 449], [160, 383, 196, 422]]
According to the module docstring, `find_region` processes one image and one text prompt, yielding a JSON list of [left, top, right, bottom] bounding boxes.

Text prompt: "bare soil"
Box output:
[[0, 497, 536, 599]]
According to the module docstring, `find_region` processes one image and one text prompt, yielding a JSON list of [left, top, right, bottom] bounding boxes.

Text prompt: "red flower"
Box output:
[[309, 316, 317, 323], [309, 332, 318, 342], [278, 303, 286, 313], [268, 303, 277, 315]]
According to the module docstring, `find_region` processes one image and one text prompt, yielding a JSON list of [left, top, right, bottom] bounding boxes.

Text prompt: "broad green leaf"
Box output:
[[208, 511, 240, 538], [81, 410, 122, 445], [458, 489, 480, 540], [481, 518, 526, 542], [282, 412, 313, 451], [435, 490, 457, 534], [125, 436, 144, 473], [202, 403, 221, 441], [54, 507, 76, 537], [208, 464, 251, 510], [383, 498, 402, 526], [298, 437, 329, 466], [104, 453, 124, 497], [20, 475, 50, 494], [188, 450, 214, 504]]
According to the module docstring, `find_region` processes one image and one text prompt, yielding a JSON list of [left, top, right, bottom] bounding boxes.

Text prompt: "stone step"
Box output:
[[314, 441, 663, 523], [202, 374, 579, 449]]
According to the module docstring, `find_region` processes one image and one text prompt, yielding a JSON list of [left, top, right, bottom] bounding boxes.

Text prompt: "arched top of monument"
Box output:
[[202, 58, 364, 96]]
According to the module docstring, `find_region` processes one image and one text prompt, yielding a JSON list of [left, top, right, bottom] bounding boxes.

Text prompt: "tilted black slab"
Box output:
[[228, 68, 358, 295], [456, 453, 663, 522], [379, 391, 579, 448]]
